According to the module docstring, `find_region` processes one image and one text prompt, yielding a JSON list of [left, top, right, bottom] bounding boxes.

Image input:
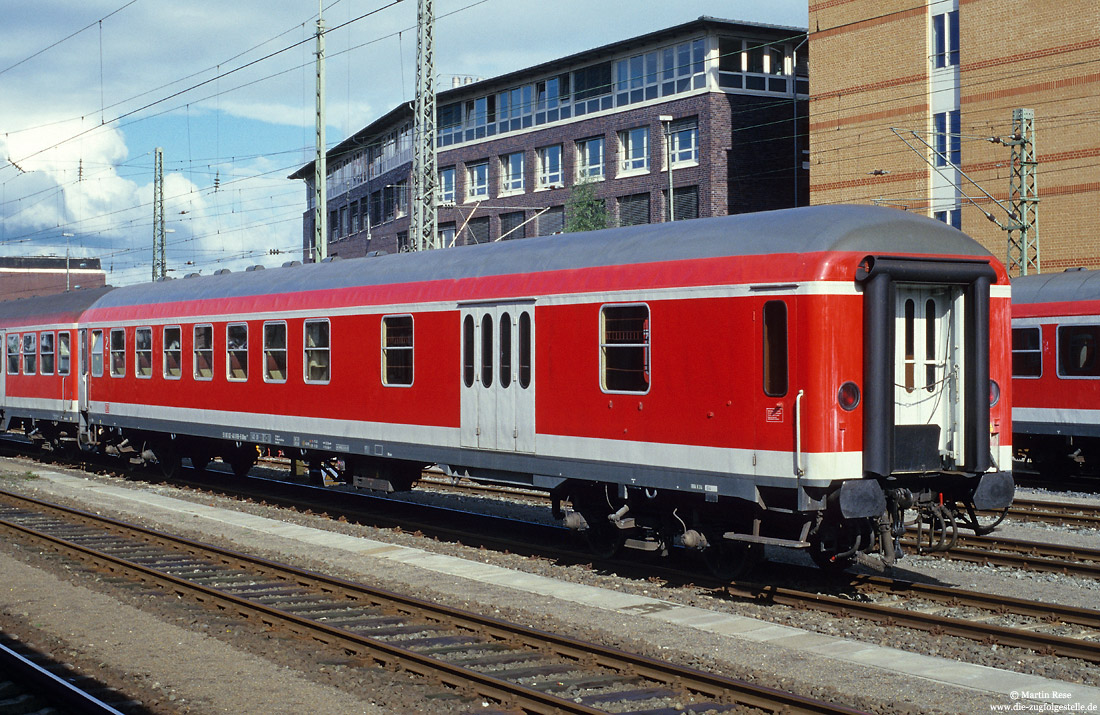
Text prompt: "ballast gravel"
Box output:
[[0, 459, 1097, 714]]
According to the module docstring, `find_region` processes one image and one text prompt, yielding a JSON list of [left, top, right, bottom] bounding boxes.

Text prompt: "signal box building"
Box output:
[[0, 256, 106, 302], [291, 16, 809, 257], [808, 0, 1100, 273]]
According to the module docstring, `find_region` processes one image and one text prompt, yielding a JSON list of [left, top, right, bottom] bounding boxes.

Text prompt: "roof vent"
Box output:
[[320, 256, 342, 263], [214, 268, 232, 275], [366, 250, 388, 257], [184, 273, 201, 279], [281, 260, 302, 268], [245, 265, 265, 272]]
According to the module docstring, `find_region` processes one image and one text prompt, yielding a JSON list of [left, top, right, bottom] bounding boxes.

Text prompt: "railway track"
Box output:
[[0, 488, 863, 715], [905, 530, 1100, 578], [0, 634, 137, 715], [999, 496, 1100, 529]]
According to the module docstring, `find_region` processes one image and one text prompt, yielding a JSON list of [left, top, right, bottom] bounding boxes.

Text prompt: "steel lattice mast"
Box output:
[[410, 0, 438, 251], [152, 147, 166, 281], [312, 0, 328, 262], [1005, 108, 1039, 276]]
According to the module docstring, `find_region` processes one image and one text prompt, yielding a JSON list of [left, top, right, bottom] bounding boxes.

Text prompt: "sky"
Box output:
[[0, 0, 808, 287]]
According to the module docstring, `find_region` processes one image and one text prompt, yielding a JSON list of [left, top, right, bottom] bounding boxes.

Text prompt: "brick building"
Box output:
[[291, 17, 809, 257], [808, 0, 1100, 273], [0, 256, 106, 302]]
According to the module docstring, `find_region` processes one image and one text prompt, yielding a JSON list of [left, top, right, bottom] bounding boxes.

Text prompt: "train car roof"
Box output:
[[1012, 268, 1100, 305], [88, 205, 995, 311], [0, 286, 115, 329]]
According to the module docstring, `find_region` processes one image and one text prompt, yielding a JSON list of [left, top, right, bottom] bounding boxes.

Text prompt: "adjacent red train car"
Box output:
[[0, 206, 1014, 574], [1011, 268, 1100, 474]]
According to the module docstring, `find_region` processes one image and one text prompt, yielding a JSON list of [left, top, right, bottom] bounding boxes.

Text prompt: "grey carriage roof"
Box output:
[[1012, 269, 1100, 305], [91, 205, 994, 309], [0, 285, 114, 326]]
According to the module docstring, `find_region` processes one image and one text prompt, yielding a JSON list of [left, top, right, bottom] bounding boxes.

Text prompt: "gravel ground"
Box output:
[[1, 458, 1098, 714]]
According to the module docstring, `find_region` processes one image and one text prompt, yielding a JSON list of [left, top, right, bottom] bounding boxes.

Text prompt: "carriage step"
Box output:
[[722, 532, 810, 548]]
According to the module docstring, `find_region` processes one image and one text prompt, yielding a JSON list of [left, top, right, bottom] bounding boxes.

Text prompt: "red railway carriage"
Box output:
[[0, 206, 1013, 574], [1012, 268, 1100, 474]]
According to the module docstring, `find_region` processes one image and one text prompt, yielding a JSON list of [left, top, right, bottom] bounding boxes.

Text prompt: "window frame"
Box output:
[[163, 326, 182, 380], [193, 324, 214, 381], [135, 326, 153, 379], [1011, 325, 1042, 379], [304, 319, 331, 385], [57, 331, 71, 377], [109, 328, 125, 378], [576, 136, 605, 181], [618, 127, 649, 175], [669, 120, 699, 167], [466, 160, 489, 200], [500, 151, 525, 195], [21, 332, 37, 375], [439, 166, 456, 203], [763, 300, 789, 397], [226, 323, 249, 382], [5, 334, 19, 375], [599, 303, 651, 395], [381, 314, 414, 387], [263, 320, 288, 384], [40, 331, 55, 376], [536, 144, 563, 188], [1056, 324, 1100, 379], [90, 329, 104, 377]]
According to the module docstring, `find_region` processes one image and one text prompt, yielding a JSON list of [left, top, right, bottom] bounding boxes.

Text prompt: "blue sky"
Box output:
[[0, 0, 808, 286]]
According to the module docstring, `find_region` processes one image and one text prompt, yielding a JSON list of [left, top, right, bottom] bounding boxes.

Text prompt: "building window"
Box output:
[[576, 136, 604, 180], [227, 323, 248, 381], [397, 230, 410, 252], [670, 185, 700, 221], [382, 315, 413, 386], [661, 39, 706, 95], [264, 321, 287, 383], [90, 329, 103, 377], [619, 193, 650, 226], [573, 61, 613, 116], [6, 334, 18, 374], [439, 222, 456, 248], [618, 127, 648, 174], [501, 151, 525, 194], [164, 326, 181, 379], [669, 118, 698, 166], [466, 160, 489, 200], [601, 304, 650, 393], [934, 209, 961, 229], [58, 332, 70, 376], [718, 37, 791, 93], [305, 319, 330, 383], [537, 145, 563, 188], [1058, 325, 1100, 377], [40, 332, 54, 375], [763, 301, 788, 396], [498, 84, 534, 132], [1012, 327, 1042, 378], [500, 211, 526, 240], [537, 206, 565, 236], [467, 216, 490, 244], [394, 179, 408, 218], [108, 328, 124, 377], [615, 51, 658, 105], [439, 166, 455, 203], [933, 110, 960, 167], [135, 327, 153, 378], [933, 11, 960, 68], [194, 325, 213, 380]]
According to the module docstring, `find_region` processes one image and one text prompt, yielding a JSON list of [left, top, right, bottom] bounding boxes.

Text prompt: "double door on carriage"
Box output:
[[893, 284, 965, 471], [460, 303, 535, 453]]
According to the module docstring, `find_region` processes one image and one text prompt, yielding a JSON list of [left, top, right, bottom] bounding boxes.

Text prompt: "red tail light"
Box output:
[[838, 381, 861, 411]]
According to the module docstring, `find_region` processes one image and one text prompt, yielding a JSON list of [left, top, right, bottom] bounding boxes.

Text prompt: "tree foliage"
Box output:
[[564, 179, 609, 233]]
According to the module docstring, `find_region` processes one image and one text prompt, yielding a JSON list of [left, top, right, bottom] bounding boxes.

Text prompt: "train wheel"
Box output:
[[188, 453, 211, 473], [156, 448, 182, 479], [702, 539, 761, 581], [584, 518, 625, 560], [808, 520, 859, 572], [226, 453, 257, 479]]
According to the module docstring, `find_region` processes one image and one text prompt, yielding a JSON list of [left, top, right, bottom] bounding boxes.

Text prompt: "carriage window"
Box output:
[[110, 328, 125, 377], [463, 314, 475, 388], [499, 312, 512, 389], [90, 329, 104, 377], [163, 326, 182, 379], [264, 322, 287, 383], [304, 319, 330, 383], [601, 304, 650, 393], [903, 298, 916, 392], [22, 333, 37, 375], [227, 324, 248, 381], [40, 332, 55, 375], [6, 334, 18, 375], [135, 327, 153, 378], [925, 298, 936, 392], [481, 313, 494, 388], [382, 315, 413, 386], [194, 325, 213, 380], [1012, 326, 1041, 378], [1058, 325, 1100, 377], [763, 300, 788, 397], [57, 332, 71, 376], [519, 311, 532, 389]]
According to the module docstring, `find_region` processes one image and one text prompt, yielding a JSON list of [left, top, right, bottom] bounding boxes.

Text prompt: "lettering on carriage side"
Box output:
[[222, 431, 248, 441], [273, 434, 286, 445], [249, 432, 272, 444], [335, 444, 350, 452], [766, 405, 784, 422], [619, 602, 678, 615]]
